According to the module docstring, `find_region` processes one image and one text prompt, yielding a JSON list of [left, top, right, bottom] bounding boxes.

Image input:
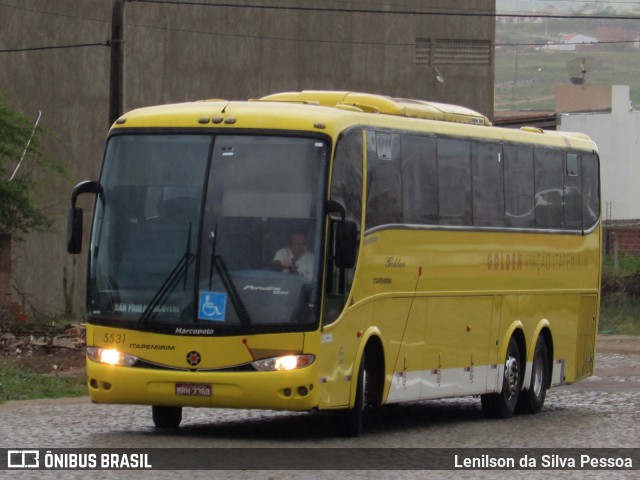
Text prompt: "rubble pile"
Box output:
[[0, 323, 86, 361]]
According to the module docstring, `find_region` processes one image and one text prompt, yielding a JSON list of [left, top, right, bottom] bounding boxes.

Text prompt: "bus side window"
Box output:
[[534, 148, 564, 229], [366, 131, 402, 228], [325, 129, 363, 324], [564, 153, 582, 230], [472, 142, 504, 227], [504, 145, 535, 228], [437, 138, 472, 226], [581, 153, 600, 230], [401, 134, 438, 225]]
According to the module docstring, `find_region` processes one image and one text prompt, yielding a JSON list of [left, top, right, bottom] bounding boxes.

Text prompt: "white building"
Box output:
[[557, 85, 640, 222], [546, 33, 598, 51]]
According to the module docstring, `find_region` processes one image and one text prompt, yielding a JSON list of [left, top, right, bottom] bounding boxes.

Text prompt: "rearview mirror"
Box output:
[[67, 207, 83, 254], [66, 180, 102, 254], [335, 220, 357, 269]]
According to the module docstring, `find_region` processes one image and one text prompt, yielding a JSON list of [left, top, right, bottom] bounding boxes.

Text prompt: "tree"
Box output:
[[0, 93, 64, 235]]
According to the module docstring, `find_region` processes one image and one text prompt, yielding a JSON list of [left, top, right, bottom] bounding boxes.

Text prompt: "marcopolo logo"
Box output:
[[186, 351, 202, 367]]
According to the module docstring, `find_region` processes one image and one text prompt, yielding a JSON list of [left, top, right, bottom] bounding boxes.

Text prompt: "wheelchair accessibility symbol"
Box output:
[[198, 291, 227, 321]]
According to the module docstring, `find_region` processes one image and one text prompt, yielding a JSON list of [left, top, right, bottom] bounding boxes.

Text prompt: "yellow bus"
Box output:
[[68, 91, 601, 436]]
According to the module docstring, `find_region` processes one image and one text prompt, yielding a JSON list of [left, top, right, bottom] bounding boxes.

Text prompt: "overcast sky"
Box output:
[[497, 0, 640, 13]]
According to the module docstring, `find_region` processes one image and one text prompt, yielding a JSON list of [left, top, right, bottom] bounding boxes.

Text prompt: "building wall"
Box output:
[[0, 0, 495, 317]]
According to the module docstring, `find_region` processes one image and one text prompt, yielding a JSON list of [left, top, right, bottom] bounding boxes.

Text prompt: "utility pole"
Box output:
[[109, 0, 125, 126]]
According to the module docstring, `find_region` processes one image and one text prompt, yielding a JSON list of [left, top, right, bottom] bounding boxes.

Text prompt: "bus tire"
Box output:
[[152, 405, 182, 429], [340, 353, 367, 437], [517, 335, 549, 414], [481, 335, 522, 419]]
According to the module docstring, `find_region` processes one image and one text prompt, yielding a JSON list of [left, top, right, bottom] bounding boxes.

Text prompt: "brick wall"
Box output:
[[0, 233, 27, 323], [607, 228, 640, 256]]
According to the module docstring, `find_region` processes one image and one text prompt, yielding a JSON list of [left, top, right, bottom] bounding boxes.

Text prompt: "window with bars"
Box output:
[[415, 38, 491, 66]]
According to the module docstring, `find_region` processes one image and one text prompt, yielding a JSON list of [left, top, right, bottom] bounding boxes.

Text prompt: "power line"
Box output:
[[131, 0, 640, 20], [0, 35, 637, 54], [0, 42, 109, 54], [3, 37, 636, 53]]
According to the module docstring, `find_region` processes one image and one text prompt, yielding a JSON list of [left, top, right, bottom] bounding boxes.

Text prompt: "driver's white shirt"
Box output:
[[273, 248, 314, 281]]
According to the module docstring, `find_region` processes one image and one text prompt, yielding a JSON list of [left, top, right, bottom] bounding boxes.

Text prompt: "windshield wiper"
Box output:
[[139, 223, 195, 325], [211, 255, 252, 326], [207, 225, 252, 326]]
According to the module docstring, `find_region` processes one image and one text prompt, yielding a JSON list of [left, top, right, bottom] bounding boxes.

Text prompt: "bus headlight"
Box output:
[[87, 347, 138, 367], [251, 354, 315, 372]]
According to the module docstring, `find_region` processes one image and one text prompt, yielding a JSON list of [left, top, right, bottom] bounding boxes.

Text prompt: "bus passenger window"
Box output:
[[401, 134, 438, 225], [437, 138, 471, 226], [534, 149, 564, 229], [581, 153, 600, 230], [472, 142, 504, 227], [504, 145, 534, 228], [564, 153, 582, 230]]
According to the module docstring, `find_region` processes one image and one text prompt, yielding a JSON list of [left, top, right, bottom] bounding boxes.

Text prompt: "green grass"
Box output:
[[0, 359, 87, 404], [599, 297, 640, 336], [602, 253, 640, 277], [599, 253, 640, 335]]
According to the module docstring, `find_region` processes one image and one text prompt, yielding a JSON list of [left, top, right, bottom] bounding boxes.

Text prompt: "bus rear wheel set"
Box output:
[[481, 334, 550, 419]]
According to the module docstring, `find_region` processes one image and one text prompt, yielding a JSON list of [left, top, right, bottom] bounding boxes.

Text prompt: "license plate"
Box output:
[[175, 383, 212, 397]]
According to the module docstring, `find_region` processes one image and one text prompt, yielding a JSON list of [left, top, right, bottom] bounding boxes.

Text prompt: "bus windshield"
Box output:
[[88, 133, 327, 333]]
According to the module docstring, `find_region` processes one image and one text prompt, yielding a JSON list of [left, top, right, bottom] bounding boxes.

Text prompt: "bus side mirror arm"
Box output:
[[325, 199, 346, 221], [67, 180, 102, 254]]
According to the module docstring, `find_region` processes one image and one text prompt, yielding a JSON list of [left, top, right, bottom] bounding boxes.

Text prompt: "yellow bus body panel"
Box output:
[[322, 225, 601, 404]]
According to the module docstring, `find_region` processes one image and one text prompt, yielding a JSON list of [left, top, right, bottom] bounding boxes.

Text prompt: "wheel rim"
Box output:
[[362, 367, 369, 408], [505, 354, 519, 399], [532, 350, 544, 397]]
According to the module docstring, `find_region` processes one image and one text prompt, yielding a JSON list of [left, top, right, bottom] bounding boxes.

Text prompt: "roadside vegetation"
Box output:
[[0, 316, 86, 404], [0, 358, 86, 403], [600, 254, 640, 336]]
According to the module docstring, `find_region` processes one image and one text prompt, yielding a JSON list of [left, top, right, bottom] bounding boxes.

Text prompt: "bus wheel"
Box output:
[[152, 405, 182, 429], [341, 354, 368, 437], [517, 335, 549, 414], [481, 336, 522, 419]]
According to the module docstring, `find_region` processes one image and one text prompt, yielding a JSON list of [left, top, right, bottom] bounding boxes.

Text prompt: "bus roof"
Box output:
[[112, 91, 597, 152], [258, 91, 491, 126]]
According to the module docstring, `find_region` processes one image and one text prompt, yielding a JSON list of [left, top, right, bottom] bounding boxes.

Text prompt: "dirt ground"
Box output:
[[593, 334, 640, 353], [0, 325, 86, 376], [2, 333, 638, 378], [16, 346, 86, 375]]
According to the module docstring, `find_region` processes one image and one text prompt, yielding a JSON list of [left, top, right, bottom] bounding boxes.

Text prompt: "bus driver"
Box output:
[[273, 231, 313, 281]]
